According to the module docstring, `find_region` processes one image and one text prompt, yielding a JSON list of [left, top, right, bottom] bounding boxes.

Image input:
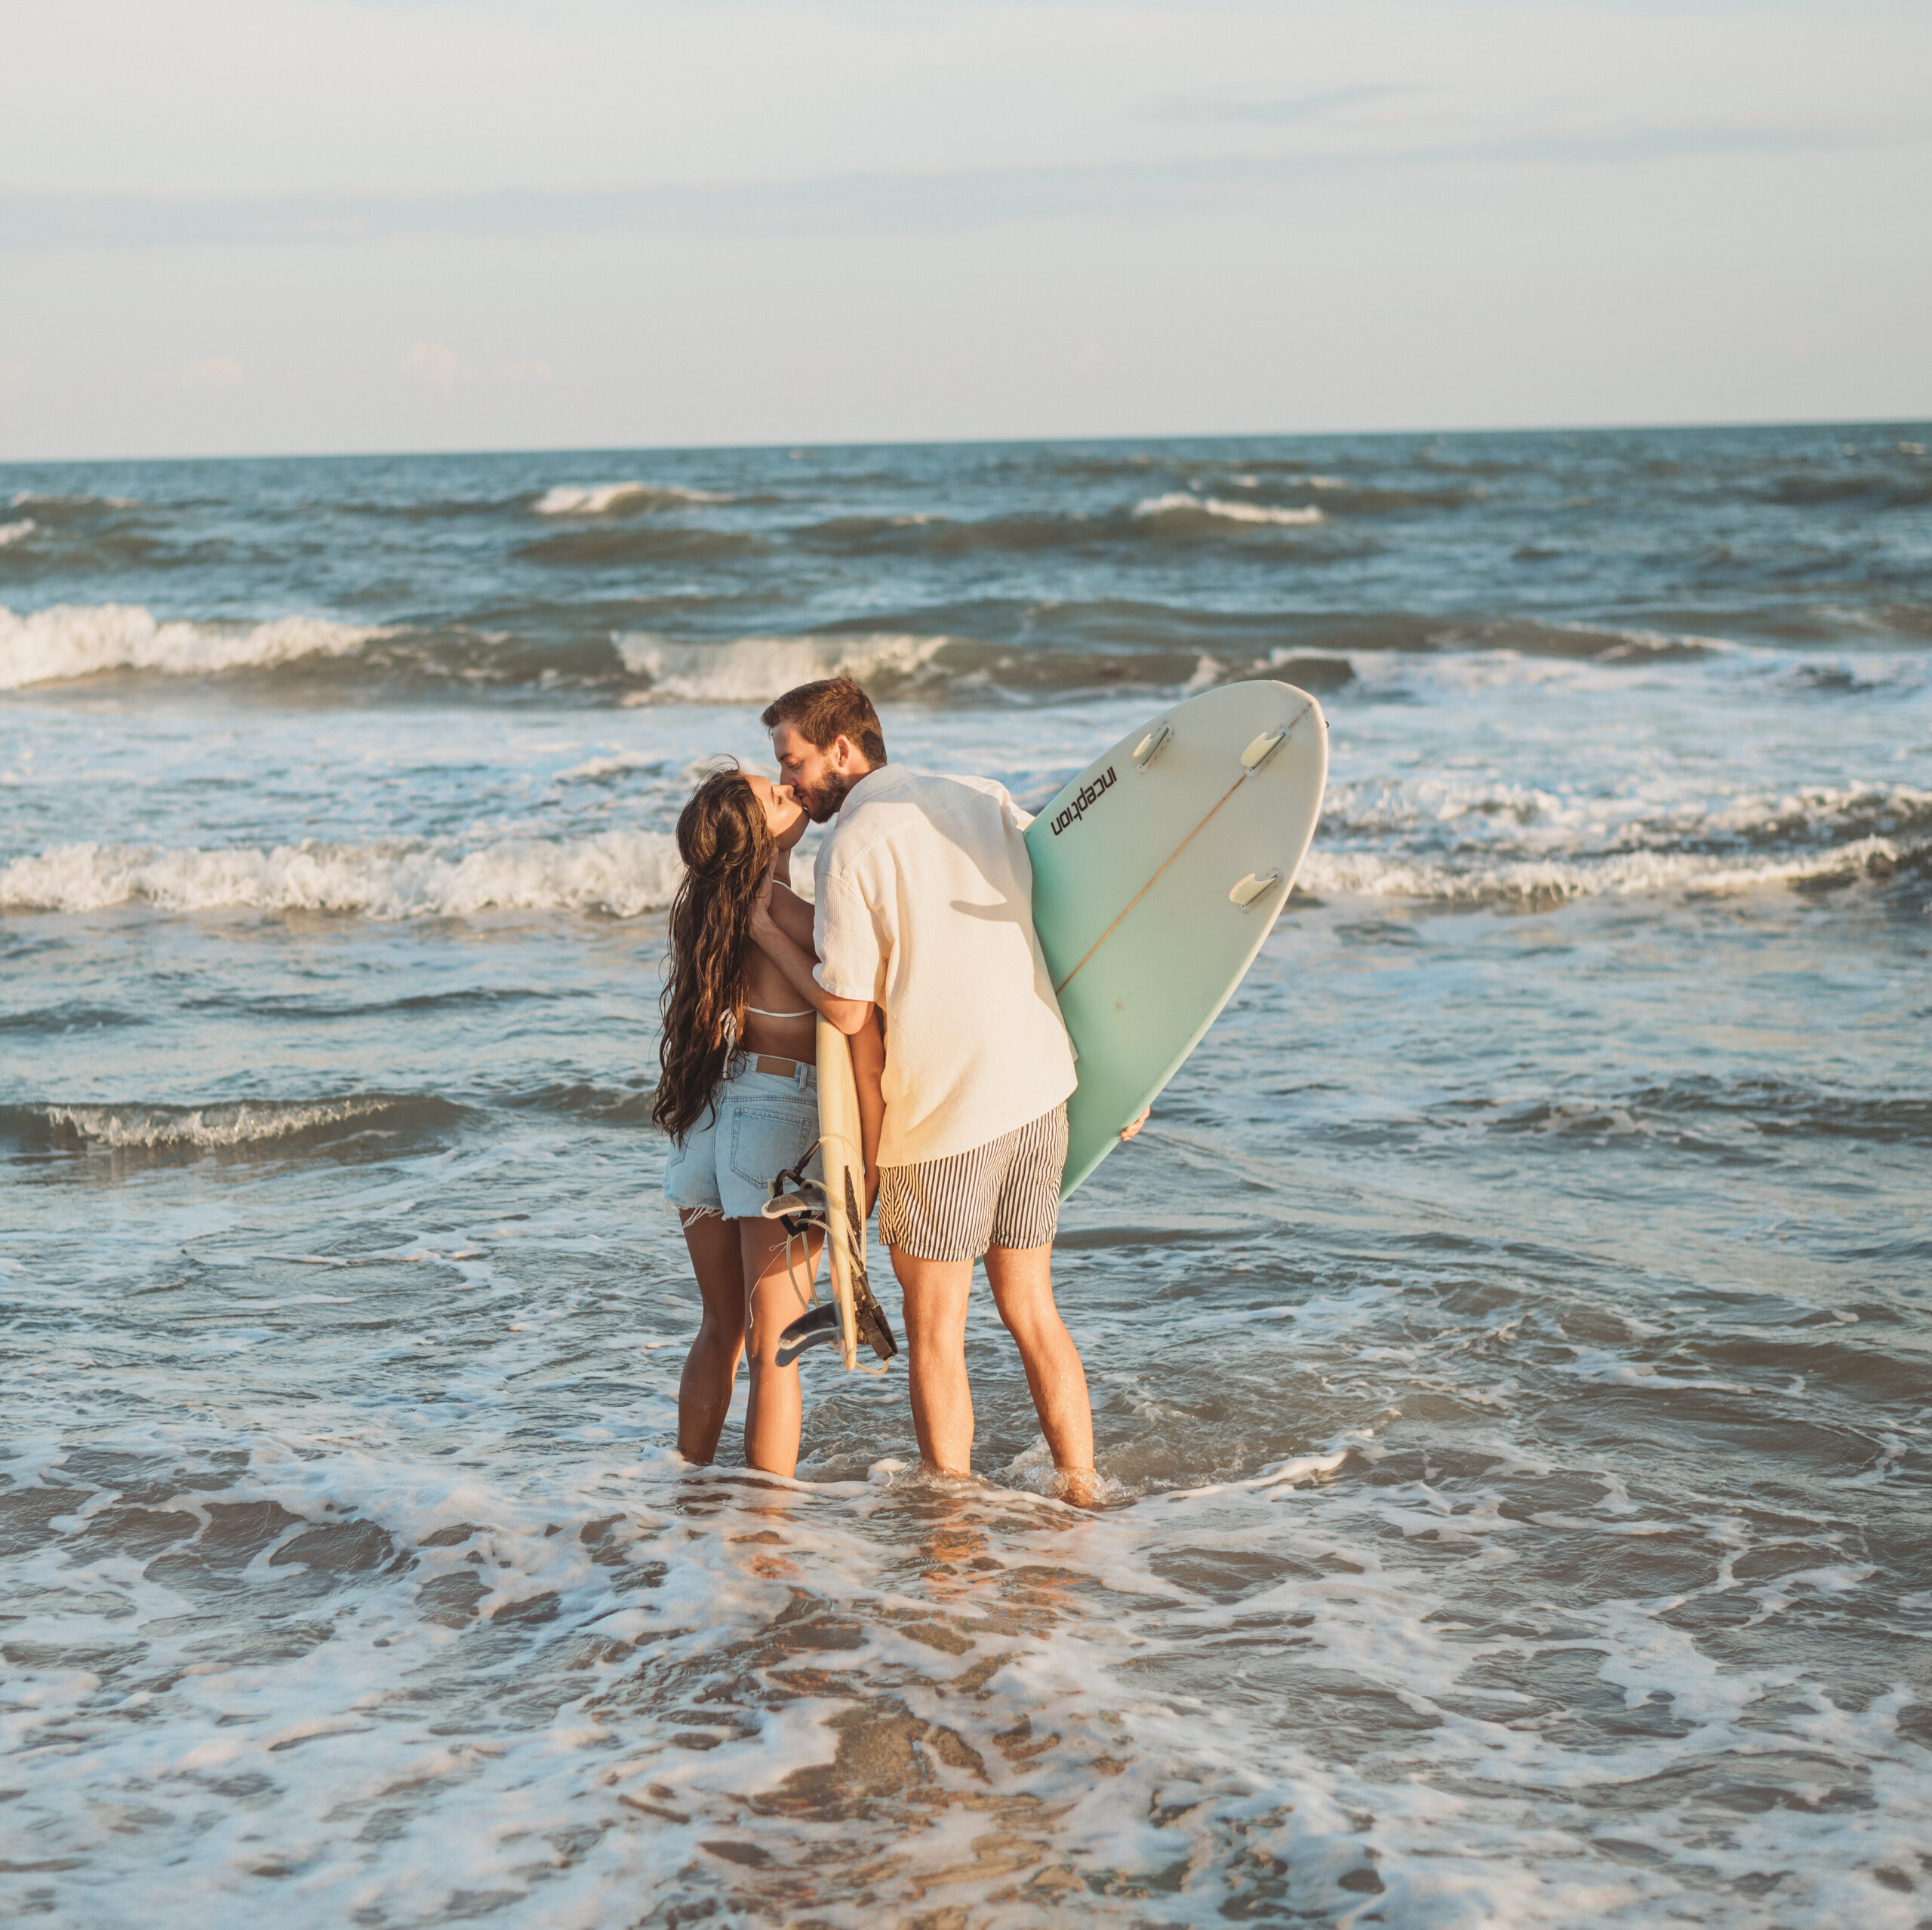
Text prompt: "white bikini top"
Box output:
[[745, 1004, 812, 1020]]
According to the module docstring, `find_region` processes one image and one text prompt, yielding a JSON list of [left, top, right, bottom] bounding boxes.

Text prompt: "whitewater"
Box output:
[[2, 426, 1929, 1928]]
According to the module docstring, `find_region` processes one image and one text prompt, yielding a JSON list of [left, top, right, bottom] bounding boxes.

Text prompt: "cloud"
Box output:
[[401, 340, 475, 397], [1460, 125, 1863, 167], [0, 121, 1875, 254], [0, 113, 1885, 260], [401, 343, 555, 400], [150, 355, 245, 391]]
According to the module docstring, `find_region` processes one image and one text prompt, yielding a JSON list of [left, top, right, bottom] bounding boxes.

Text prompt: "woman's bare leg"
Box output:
[[741, 1215, 823, 1478], [678, 1210, 746, 1464]]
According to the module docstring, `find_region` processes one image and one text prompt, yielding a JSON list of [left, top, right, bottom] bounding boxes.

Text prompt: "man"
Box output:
[[746, 675, 1102, 1505]]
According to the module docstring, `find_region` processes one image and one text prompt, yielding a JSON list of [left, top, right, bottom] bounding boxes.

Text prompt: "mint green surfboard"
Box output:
[[1026, 681, 1328, 1200]]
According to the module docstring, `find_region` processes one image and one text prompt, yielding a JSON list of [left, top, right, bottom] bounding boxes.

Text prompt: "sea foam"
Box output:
[[0, 603, 380, 689], [0, 518, 35, 548], [0, 830, 685, 919]]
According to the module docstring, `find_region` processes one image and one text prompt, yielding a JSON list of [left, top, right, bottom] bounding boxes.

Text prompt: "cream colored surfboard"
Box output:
[[1026, 680, 1328, 1197], [814, 1016, 866, 1371]]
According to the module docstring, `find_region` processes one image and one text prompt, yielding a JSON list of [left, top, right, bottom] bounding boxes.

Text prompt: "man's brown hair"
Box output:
[[760, 676, 888, 766]]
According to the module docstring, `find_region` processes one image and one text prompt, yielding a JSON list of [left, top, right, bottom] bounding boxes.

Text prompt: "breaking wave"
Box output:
[[6, 490, 140, 520], [616, 631, 947, 702], [12, 1093, 466, 1153], [531, 482, 730, 516], [796, 498, 1336, 558], [1425, 618, 1723, 662], [1217, 478, 1476, 516], [0, 518, 35, 549], [0, 592, 1795, 699], [0, 830, 685, 919], [8, 785, 1918, 925], [1133, 493, 1326, 527], [1321, 776, 1932, 853], [1302, 782, 1932, 907], [1298, 836, 1911, 908], [0, 602, 381, 688]]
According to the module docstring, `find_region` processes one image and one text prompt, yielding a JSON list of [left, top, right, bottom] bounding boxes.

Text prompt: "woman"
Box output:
[[655, 762, 883, 1477]]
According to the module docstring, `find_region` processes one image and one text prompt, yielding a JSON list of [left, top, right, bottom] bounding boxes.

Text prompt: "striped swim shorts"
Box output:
[[878, 1103, 1069, 1264]]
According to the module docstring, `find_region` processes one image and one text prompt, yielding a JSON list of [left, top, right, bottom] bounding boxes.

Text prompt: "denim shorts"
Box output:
[[663, 1057, 820, 1221]]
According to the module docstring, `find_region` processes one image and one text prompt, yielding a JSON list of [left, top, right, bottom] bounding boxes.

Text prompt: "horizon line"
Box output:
[[4, 412, 1929, 469]]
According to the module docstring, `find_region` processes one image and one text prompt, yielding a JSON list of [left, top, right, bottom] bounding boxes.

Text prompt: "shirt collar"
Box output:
[[837, 764, 911, 813]]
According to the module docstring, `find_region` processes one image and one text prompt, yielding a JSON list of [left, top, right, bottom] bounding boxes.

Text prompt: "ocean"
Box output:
[[2, 426, 1928, 1927]]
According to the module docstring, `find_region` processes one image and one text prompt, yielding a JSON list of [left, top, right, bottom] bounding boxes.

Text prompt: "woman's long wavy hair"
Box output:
[[653, 764, 776, 1142]]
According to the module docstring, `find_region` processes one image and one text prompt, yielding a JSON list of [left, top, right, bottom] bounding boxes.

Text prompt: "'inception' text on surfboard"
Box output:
[[1051, 765, 1118, 837]]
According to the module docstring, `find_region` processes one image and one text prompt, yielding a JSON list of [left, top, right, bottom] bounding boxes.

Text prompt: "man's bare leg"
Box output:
[[891, 1251, 976, 1476], [986, 1242, 1100, 1505], [678, 1210, 746, 1464]]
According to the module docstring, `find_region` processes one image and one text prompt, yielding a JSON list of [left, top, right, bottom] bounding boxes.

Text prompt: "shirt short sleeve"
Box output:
[[813, 871, 885, 1003], [965, 773, 1033, 833]]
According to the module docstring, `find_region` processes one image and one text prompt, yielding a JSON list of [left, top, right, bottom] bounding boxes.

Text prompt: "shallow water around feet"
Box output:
[[3, 428, 1930, 1925]]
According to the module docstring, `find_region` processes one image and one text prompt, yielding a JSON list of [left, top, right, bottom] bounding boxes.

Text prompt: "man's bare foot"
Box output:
[[1056, 1465, 1104, 1509]]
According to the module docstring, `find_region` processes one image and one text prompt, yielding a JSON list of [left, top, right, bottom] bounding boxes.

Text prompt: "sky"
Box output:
[[1, 0, 1927, 459]]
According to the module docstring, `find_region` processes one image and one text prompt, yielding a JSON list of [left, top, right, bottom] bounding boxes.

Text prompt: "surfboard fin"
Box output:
[[1240, 727, 1287, 771], [774, 1289, 897, 1368], [776, 1301, 841, 1366]]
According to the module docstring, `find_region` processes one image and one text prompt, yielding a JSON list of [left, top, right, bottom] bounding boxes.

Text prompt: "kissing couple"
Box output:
[[653, 676, 1137, 1508]]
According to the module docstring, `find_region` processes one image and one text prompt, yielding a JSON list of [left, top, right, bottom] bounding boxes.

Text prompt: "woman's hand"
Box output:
[[1120, 1108, 1151, 1142]]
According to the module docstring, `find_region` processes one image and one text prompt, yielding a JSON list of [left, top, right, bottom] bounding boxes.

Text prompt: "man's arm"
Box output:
[[748, 880, 872, 1034], [848, 1010, 887, 1210]]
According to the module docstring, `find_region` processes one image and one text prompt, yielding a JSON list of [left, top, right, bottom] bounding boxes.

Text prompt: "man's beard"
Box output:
[[795, 770, 852, 823]]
